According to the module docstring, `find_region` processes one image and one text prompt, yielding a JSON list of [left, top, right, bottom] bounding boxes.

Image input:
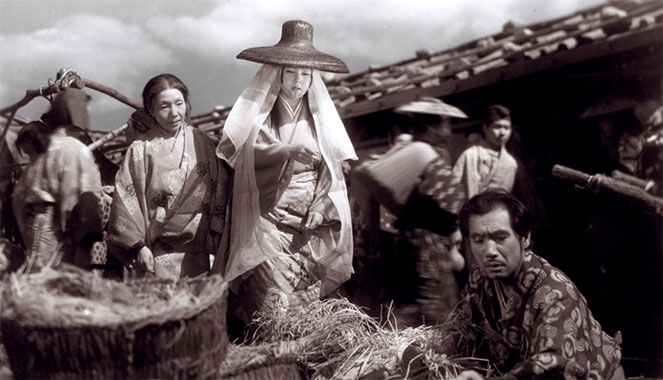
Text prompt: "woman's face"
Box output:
[[281, 67, 312, 100], [151, 88, 186, 132]]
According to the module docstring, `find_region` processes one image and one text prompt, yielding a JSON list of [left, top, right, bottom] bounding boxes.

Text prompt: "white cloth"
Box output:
[[214, 64, 356, 296]]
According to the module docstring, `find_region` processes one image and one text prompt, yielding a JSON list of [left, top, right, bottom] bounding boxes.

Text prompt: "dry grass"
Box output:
[[222, 298, 491, 380], [1, 265, 215, 328]]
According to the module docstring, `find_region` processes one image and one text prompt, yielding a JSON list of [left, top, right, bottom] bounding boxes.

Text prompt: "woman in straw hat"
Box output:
[[212, 20, 357, 320]]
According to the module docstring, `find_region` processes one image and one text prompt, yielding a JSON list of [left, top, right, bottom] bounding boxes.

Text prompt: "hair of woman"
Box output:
[[141, 73, 191, 116]]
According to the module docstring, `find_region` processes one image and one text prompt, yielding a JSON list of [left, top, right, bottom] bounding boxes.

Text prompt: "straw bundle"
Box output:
[[218, 343, 305, 380], [0, 265, 228, 379], [219, 298, 492, 380]]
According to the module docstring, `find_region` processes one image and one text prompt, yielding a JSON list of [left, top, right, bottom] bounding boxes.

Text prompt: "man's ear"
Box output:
[[521, 232, 531, 250]]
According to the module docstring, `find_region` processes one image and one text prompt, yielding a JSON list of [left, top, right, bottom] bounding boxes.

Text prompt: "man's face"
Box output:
[[483, 119, 512, 149], [468, 207, 528, 280]]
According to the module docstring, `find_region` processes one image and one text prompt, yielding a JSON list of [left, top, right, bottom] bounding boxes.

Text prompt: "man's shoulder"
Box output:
[[528, 253, 584, 298]]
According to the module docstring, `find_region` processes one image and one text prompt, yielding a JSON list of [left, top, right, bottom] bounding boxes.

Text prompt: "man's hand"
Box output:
[[454, 370, 485, 380]]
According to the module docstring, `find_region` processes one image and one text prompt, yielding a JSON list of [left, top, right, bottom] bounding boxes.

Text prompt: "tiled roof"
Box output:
[[90, 0, 662, 160], [324, 0, 662, 119]]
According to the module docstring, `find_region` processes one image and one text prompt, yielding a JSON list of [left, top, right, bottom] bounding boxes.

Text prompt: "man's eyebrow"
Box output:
[[470, 230, 510, 237]]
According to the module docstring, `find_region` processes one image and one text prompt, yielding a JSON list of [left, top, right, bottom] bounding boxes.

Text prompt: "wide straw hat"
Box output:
[[237, 20, 350, 73], [394, 96, 468, 119]]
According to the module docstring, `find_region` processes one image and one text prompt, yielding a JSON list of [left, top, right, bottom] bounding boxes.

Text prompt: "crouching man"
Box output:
[[405, 189, 624, 380]]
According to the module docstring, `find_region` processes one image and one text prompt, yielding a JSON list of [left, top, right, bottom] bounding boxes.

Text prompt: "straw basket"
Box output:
[[0, 266, 228, 379]]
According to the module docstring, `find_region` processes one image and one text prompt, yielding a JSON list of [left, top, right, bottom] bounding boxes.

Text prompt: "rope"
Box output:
[[586, 174, 603, 194]]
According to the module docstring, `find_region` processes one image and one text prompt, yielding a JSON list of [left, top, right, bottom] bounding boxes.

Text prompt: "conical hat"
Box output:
[[237, 20, 349, 73], [394, 97, 468, 119]]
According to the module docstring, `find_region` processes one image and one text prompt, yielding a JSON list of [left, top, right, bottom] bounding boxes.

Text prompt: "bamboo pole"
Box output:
[[551, 164, 663, 214], [611, 170, 656, 192], [87, 124, 128, 152], [0, 72, 142, 156]]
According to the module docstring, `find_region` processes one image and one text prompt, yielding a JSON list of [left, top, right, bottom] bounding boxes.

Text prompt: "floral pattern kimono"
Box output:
[[107, 124, 228, 279], [435, 250, 622, 379], [394, 152, 466, 324]]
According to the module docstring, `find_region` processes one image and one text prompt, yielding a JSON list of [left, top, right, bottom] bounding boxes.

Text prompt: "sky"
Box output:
[[0, 0, 604, 131]]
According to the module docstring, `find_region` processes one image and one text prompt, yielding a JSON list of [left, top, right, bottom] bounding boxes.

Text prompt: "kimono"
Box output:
[[107, 123, 228, 279], [453, 140, 517, 198], [435, 250, 622, 379], [214, 65, 356, 320], [392, 152, 466, 324], [12, 130, 104, 271]]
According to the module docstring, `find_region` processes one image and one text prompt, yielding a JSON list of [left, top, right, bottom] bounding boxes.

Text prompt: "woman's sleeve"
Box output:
[[309, 161, 336, 220], [207, 158, 231, 254], [107, 144, 148, 252], [254, 128, 290, 169]]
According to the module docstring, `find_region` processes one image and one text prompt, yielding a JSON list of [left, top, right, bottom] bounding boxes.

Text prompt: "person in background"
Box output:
[[11, 89, 105, 272], [212, 20, 356, 322], [385, 97, 468, 325], [404, 189, 624, 380], [107, 73, 229, 279], [453, 104, 518, 198]]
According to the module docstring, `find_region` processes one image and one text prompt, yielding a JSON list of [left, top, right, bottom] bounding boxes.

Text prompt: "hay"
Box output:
[[218, 298, 494, 380], [0, 265, 229, 379]]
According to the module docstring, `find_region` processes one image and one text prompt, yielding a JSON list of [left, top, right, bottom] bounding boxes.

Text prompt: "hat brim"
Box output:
[[394, 100, 468, 119], [237, 46, 350, 73]]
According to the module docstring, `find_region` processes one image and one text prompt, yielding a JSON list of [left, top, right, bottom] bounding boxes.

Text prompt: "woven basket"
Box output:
[[0, 266, 228, 379]]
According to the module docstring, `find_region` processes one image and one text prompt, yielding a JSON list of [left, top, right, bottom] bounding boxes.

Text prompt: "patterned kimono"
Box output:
[[435, 250, 622, 379], [12, 129, 104, 271], [236, 96, 345, 316], [453, 139, 517, 198], [394, 152, 466, 324], [107, 124, 228, 279], [214, 65, 356, 322]]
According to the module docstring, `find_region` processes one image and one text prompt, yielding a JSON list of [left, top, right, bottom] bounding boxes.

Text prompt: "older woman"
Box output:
[[213, 20, 356, 320], [107, 74, 229, 279]]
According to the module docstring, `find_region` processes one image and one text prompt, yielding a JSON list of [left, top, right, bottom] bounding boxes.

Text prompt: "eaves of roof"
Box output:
[[325, 0, 663, 119]]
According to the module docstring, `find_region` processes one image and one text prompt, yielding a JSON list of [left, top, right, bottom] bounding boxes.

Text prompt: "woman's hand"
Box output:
[[454, 370, 485, 380], [304, 211, 324, 230], [136, 246, 155, 273], [287, 144, 319, 165]]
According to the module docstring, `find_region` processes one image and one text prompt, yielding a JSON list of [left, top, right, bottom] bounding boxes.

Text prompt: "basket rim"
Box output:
[[1, 271, 228, 329]]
